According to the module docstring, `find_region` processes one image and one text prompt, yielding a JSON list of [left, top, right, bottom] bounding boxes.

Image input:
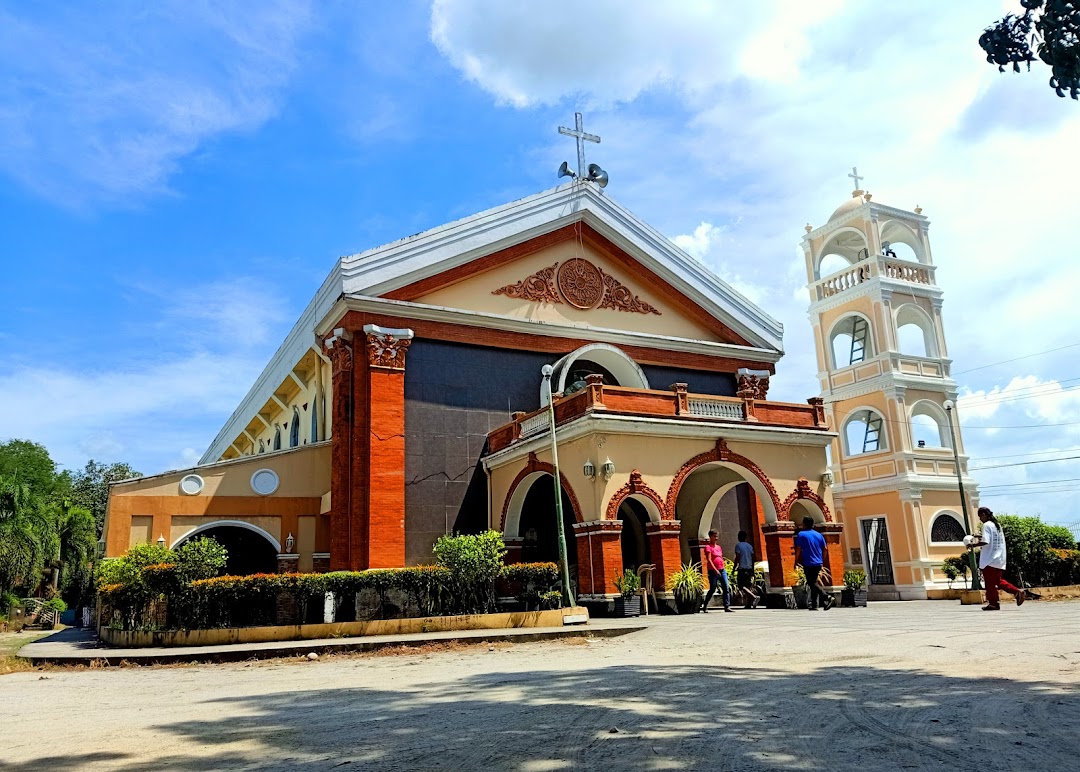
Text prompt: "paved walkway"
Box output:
[[18, 618, 647, 665]]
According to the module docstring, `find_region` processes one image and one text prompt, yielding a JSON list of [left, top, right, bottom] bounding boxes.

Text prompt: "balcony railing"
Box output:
[[487, 376, 828, 454], [812, 256, 936, 301]]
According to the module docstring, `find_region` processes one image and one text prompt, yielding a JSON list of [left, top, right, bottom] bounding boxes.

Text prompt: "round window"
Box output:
[[179, 474, 204, 496], [250, 468, 280, 496]]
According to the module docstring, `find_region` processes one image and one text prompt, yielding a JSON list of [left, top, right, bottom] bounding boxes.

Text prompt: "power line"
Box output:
[[953, 341, 1080, 376], [969, 454, 1080, 471], [969, 446, 1080, 461], [980, 489, 1075, 497], [978, 476, 1080, 489], [958, 379, 1080, 408]]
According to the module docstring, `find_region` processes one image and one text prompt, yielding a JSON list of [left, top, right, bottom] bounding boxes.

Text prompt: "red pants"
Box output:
[[982, 565, 1021, 607]]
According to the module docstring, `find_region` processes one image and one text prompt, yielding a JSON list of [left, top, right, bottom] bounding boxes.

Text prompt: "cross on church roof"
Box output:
[[848, 166, 864, 191], [558, 112, 600, 178]]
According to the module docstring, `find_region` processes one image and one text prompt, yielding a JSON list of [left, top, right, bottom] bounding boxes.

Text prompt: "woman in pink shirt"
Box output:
[[701, 529, 732, 612]]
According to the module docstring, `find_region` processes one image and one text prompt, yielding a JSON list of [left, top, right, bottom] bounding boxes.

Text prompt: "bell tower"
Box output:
[[802, 182, 978, 600]]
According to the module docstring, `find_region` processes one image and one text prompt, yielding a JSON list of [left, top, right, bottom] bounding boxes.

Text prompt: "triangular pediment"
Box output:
[[337, 184, 784, 353], [385, 224, 747, 346]]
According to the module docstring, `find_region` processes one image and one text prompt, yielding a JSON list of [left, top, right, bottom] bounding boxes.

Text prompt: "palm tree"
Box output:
[[0, 476, 53, 595]]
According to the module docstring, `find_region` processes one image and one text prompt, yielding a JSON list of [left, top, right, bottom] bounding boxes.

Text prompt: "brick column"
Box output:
[[646, 521, 683, 591], [312, 553, 330, 573], [503, 537, 524, 565], [762, 521, 797, 588], [816, 523, 846, 586], [573, 520, 623, 597], [354, 324, 413, 570], [324, 329, 354, 571], [276, 554, 300, 574]]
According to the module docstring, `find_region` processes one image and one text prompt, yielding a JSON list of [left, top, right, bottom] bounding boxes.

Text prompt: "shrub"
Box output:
[[667, 562, 705, 600], [613, 569, 640, 598], [996, 515, 1075, 586], [941, 562, 959, 588], [498, 562, 559, 610], [43, 597, 67, 612], [174, 537, 228, 582], [843, 568, 867, 590], [432, 530, 506, 614]]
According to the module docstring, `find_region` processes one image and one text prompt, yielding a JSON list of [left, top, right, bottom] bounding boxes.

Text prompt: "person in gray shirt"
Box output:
[[733, 531, 759, 609]]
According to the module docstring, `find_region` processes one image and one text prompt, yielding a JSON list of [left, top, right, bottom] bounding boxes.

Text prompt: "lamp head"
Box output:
[[943, 399, 954, 411], [541, 364, 554, 378]]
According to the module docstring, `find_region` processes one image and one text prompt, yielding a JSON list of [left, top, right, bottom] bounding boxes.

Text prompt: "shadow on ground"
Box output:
[[4, 662, 1078, 771]]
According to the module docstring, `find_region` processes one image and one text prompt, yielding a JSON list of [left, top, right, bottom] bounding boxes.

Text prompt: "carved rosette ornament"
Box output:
[[362, 324, 414, 370], [493, 257, 662, 316], [324, 332, 353, 374], [492, 264, 562, 304], [557, 258, 605, 309]]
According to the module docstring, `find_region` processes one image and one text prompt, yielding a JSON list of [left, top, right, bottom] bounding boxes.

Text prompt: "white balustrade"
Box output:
[[687, 398, 744, 421], [519, 412, 549, 438]]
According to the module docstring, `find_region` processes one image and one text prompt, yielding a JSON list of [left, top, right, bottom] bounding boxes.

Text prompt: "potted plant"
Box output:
[[613, 569, 642, 617], [941, 562, 958, 590], [841, 568, 868, 607], [789, 566, 808, 609], [667, 562, 705, 614]]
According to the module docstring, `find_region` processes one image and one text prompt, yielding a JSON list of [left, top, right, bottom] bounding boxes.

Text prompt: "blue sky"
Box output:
[[1, 1, 1078, 527]]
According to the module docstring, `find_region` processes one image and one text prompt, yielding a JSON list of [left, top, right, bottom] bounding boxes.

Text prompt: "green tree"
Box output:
[[998, 514, 1075, 586], [0, 476, 55, 595], [56, 503, 98, 607], [0, 439, 65, 500], [980, 1, 1080, 99], [70, 459, 141, 536]]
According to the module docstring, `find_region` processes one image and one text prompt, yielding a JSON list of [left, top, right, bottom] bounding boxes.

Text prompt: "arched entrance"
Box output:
[[514, 475, 579, 570], [173, 521, 279, 576], [673, 466, 763, 565], [617, 498, 652, 573]]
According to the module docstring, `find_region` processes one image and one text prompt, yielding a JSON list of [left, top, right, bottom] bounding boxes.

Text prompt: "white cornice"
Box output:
[[482, 413, 835, 471], [315, 294, 781, 364], [833, 475, 980, 499]]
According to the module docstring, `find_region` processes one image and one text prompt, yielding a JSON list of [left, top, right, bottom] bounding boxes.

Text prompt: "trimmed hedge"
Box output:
[[99, 562, 562, 631]]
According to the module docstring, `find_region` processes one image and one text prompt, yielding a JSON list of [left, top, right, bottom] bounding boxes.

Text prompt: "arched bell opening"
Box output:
[[815, 227, 870, 280]]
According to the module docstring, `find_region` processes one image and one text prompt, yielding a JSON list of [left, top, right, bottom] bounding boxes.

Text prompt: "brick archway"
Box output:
[[500, 452, 584, 534], [605, 470, 669, 521], [780, 477, 833, 522], [665, 438, 783, 522]]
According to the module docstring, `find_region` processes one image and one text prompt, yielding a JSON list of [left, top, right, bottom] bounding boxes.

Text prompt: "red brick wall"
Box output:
[[762, 522, 797, 587], [575, 522, 623, 596], [646, 521, 682, 592]]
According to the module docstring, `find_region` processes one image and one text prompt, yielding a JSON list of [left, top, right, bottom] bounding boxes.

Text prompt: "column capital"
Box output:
[[324, 329, 353, 374], [363, 324, 414, 370]]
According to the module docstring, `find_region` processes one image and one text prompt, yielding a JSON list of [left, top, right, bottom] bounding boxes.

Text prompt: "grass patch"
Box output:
[[0, 630, 49, 675]]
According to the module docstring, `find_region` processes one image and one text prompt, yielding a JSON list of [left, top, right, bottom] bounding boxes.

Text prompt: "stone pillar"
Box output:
[[276, 554, 300, 574], [312, 553, 330, 573], [354, 324, 414, 570], [646, 521, 683, 591], [816, 523, 846, 586], [503, 537, 524, 564], [762, 521, 797, 588], [670, 382, 688, 415], [324, 329, 354, 571], [573, 520, 623, 597]]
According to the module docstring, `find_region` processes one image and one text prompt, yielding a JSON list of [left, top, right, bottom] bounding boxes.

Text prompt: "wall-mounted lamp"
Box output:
[[821, 469, 834, 487], [285, 532, 295, 554], [156, 533, 166, 548], [97, 538, 106, 558], [601, 458, 615, 481], [583, 459, 596, 480], [917, 440, 926, 448]]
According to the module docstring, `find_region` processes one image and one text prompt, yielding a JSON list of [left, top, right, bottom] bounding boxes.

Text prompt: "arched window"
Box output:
[[829, 314, 873, 368], [289, 408, 300, 448], [895, 304, 937, 358], [879, 220, 925, 263], [815, 228, 870, 280], [930, 512, 966, 543], [909, 402, 949, 449], [310, 399, 319, 443], [273, 426, 282, 451], [843, 409, 887, 456]]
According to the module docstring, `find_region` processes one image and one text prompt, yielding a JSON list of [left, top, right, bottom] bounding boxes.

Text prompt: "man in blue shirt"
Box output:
[[733, 530, 759, 608], [793, 516, 834, 611]]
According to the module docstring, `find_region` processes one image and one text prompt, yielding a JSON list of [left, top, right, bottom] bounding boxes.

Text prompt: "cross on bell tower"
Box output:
[[848, 166, 864, 192], [558, 112, 601, 178]]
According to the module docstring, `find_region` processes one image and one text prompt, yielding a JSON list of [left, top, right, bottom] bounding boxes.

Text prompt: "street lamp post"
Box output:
[[943, 399, 981, 591], [541, 364, 575, 608]]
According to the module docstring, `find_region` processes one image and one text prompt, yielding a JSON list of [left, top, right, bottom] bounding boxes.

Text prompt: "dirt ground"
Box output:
[[3, 600, 1079, 771]]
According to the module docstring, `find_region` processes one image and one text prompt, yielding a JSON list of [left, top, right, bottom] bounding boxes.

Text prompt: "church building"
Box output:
[[104, 152, 856, 601]]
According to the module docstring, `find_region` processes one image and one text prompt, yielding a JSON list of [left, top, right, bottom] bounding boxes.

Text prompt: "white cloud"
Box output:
[[0, 1, 314, 206], [432, 0, 1080, 522]]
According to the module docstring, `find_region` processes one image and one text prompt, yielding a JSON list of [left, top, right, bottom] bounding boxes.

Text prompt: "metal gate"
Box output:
[[861, 517, 894, 585]]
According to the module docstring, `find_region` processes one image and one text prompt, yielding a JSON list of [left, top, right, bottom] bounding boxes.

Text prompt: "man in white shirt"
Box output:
[[971, 506, 1026, 611]]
